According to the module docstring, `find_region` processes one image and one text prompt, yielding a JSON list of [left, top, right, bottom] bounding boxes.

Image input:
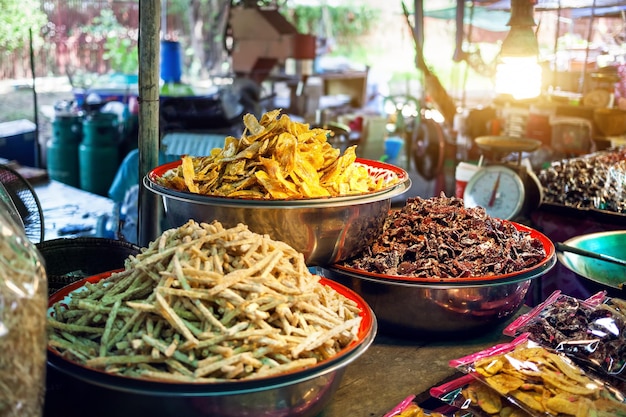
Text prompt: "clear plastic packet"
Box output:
[[0, 204, 48, 417], [382, 394, 470, 417], [430, 373, 531, 417], [504, 290, 626, 381], [449, 334, 626, 417]]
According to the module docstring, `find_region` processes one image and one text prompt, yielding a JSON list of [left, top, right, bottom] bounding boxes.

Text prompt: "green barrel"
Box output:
[[82, 112, 119, 145], [79, 113, 120, 196], [47, 114, 82, 187]]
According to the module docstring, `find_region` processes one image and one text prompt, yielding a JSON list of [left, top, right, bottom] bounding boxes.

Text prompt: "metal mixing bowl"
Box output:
[[144, 159, 411, 266], [321, 223, 556, 337], [46, 273, 377, 417]]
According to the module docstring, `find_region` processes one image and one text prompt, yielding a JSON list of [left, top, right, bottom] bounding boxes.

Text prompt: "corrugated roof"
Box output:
[[478, 0, 626, 10]]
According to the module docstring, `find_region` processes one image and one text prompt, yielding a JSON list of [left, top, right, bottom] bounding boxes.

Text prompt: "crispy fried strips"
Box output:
[[47, 220, 362, 382]]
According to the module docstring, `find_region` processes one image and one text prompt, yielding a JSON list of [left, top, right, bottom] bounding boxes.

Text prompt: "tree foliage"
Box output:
[[81, 9, 139, 74], [167, 0, 231, 76], [0, 0, 47, 51]]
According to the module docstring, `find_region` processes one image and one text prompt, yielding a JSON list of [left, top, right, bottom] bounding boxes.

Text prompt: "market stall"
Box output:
[[2, 1, 626, 417]]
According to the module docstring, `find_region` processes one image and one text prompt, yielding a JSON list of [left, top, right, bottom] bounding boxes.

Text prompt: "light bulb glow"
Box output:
[[495, 57, 542, 100]]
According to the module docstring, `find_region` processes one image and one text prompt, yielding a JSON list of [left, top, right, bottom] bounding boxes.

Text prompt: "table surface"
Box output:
[[34, 179, 116, 240], [321, 324, 514, 416]]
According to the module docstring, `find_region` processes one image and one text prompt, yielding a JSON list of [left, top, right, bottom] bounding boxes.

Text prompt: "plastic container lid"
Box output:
[[549, 116, 592, 129]]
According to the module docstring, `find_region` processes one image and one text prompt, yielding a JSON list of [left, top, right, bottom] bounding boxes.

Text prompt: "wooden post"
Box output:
[[138, 0, 161, 246]]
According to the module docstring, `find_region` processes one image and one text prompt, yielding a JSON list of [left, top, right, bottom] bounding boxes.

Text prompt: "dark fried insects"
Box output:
[[519, 295, 626, 382], [342, 194, 546, 278]]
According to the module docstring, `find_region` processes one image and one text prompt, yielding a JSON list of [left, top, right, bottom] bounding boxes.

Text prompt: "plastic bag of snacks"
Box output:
[[450, 334, 626, 417], [430, 373, 531, 417], [0, 203, 48, 416], [504, 290, 626, 382], [382, 394, 468, 417]]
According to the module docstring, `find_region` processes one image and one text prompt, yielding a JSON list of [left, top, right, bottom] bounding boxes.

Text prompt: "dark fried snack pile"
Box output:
[[520, 295, 626, 380], [342, 194, 546, 278]]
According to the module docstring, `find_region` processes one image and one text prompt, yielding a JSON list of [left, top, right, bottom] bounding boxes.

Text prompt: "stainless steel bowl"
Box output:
[[144, 159, 411, 266], [46, 274, 377, 417], [321, 223, 556, 337]]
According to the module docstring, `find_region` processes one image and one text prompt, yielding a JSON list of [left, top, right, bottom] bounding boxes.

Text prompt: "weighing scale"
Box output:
[[463, 136, 543, 220]]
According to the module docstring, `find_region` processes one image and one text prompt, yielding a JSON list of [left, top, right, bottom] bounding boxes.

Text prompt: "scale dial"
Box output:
[[463, 165, 525, 220]]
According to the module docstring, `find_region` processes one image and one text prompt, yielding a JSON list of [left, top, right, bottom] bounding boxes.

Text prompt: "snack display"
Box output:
[[538, 147, 626, 214], [341, 194, 547, 278], [430, 374, 531, 417], [451, 335, 626, 417], [505, 291, 626, 381], [383, 395, 459, 417], [157, 109, 397, 199], [47, 220, 364, 382]]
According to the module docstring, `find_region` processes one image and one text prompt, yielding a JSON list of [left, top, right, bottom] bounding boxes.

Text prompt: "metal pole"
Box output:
[[138, 0, 161, 247], [29, 28, 41, 168], [552, 1, 562, 89], [581, 0, 597, 94]]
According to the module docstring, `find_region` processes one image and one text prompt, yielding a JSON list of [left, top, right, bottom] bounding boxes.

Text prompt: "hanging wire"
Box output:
[[461, 1, 477, 109], [552, 0, 562, 89], [581, 0, 598, 94]]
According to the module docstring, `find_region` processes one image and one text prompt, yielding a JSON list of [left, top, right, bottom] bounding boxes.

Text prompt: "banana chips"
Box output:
[[159, 109, 392, 199]]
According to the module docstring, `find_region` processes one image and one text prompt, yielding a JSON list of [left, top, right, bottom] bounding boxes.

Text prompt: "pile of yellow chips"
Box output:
[[158, 109, 394, 199]]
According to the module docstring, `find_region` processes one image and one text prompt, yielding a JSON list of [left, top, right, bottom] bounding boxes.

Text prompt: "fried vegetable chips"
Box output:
[[158, 109, 393, 199]]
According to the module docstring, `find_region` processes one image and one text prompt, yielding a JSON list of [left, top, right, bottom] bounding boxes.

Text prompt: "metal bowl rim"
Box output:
[[47, 272, 378, 396], [145, 176, 412, 209], [144, 158, 410, 206], [325, 254, 556, 288]]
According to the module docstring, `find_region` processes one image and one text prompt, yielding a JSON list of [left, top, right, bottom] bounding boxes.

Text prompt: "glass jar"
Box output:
[[0, 200, 48, 417]]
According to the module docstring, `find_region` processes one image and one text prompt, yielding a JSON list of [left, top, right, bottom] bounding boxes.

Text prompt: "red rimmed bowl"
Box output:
[[321, 223, 556, 337], [46, 271, 377, 417], [144, 158, 411, 266]]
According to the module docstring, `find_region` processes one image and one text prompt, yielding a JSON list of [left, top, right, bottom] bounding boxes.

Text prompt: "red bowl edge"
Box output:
[[47, 270, 376, 384]]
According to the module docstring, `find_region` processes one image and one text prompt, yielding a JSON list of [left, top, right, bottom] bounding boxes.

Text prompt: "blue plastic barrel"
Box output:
[[160, 40, 182, 83]]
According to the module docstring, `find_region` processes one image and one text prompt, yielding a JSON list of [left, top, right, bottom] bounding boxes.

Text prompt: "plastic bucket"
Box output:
[[384, 136, 404, 161], [550, 116, 592, 155], [160, 40, 182, 83], [455, 162, 480, 198]]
